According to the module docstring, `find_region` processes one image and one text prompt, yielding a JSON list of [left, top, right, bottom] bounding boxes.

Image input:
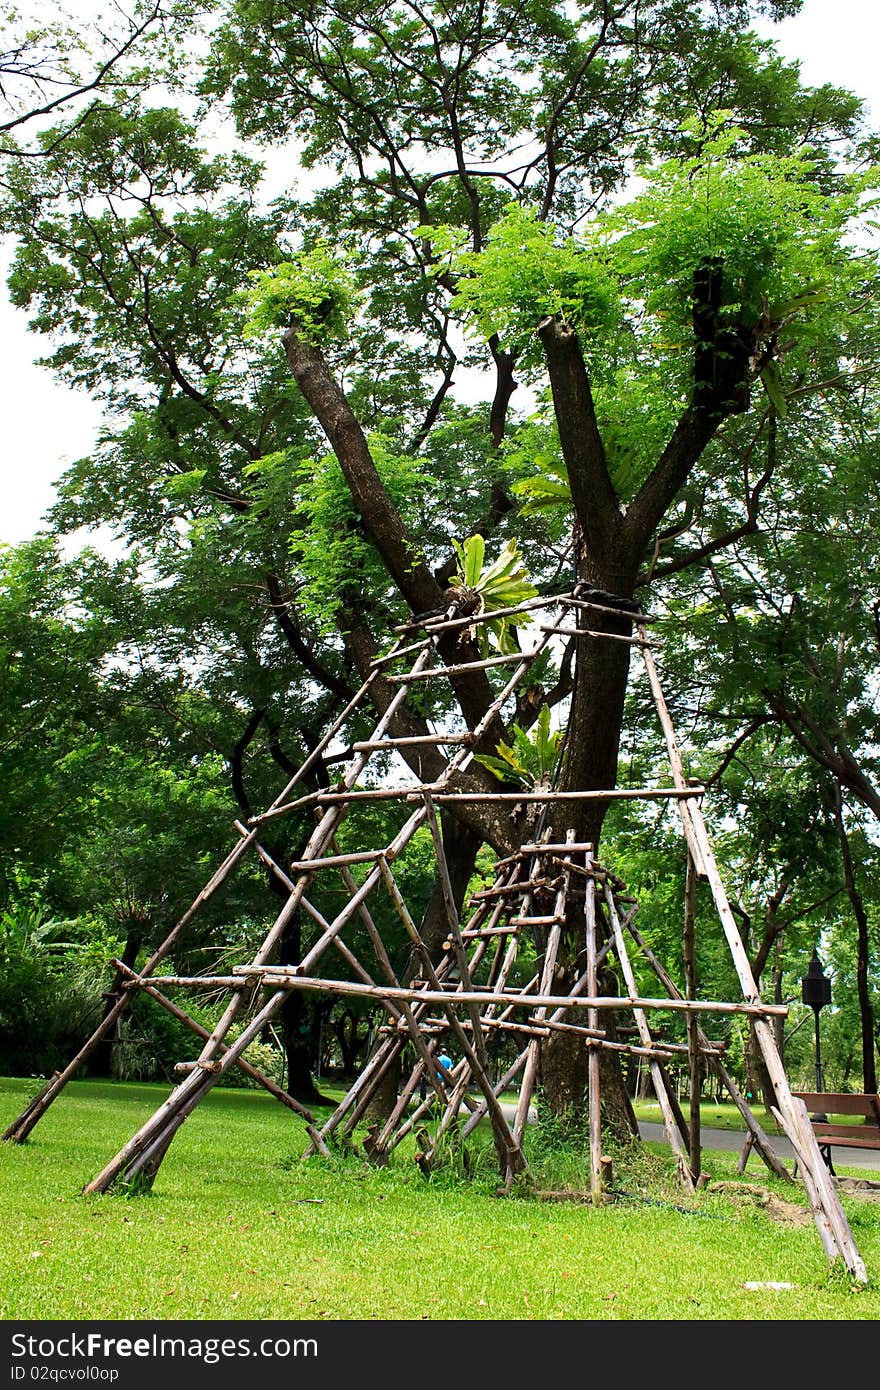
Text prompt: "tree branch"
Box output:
[[704, 716, 772, 789], [0, 2, 164, 141], [282, 325, 445, 617], [229, 706, 266, 818], [537, 315, 621, 564], [265, 572, 356, 703], [764, 689, 880, 821], [639, 417, 776, 585], [625, 257, 754, 555]]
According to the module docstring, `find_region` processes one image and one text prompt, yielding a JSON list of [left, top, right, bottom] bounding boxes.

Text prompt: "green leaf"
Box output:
[[760, 361, 788, 417], [461, 533, 485, 589]]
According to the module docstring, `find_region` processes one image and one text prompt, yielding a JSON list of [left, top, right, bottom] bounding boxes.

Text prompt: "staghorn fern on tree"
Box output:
[[475, 704, 562, 789], [446, 533, 537, 653]]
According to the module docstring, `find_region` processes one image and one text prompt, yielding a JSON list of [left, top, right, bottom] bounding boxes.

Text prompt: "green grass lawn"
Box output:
[[1, 1076, 878, 1321], [631, 1098, 779, 1132]]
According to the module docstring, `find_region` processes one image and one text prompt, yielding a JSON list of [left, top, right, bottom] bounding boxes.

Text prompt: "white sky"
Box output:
[[2, 0, 880, 547]]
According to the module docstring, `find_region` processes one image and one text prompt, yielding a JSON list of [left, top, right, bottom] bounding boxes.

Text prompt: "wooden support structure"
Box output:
[[10, 587, 864, 1283]]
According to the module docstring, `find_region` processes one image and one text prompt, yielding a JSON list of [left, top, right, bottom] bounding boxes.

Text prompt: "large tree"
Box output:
[[3, 0, 878, 1123]]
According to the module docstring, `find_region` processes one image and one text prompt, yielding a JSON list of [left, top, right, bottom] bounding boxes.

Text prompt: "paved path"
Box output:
[[638, 1119, 880, 1173], [498, 1102, 880, 1172]]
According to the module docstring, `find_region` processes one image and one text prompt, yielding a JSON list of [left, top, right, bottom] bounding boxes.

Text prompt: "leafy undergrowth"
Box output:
[[1, 1077, 878, 1321]]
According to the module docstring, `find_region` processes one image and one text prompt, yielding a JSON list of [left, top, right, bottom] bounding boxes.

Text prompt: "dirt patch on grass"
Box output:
[[707, 1181, 812, 1227], [836, 1176, 880, 1202]]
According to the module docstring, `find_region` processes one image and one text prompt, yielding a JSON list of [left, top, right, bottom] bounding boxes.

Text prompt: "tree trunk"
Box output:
[[834, 789, 878, 1094], [284, 280, 750, 1145], [276, 916, 335, 1106], [540, 556, 639, 1134], [90, 922, 144, 1078]]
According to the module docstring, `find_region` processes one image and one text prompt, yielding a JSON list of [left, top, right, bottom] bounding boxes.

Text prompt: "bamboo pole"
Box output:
[[516, 841, 597, 855], [369, 633, 438, 667], [280, 785, 705, 807], [421, 792, 508, 1159], [770, 1105, 839, 1264], [538, 624, 654, 647], [326, 811, 522, 1156], [388, 648, 544, 681], [393, 591, 564, 634], [459, 925, 519, 938], [418, 871, 535, 1169], [512, 834, 575, 1152], [317, 878, 473, 1153], [352, 734, 475, 750], [640, 626, 866, 1279], [305, 864, 452, 1128], [460, 1050, 530, 1139], [392, 589, 656, 637], [303, 1035, 400, 1154], [416, 1060, 477, 1164], [624, 915, 792, 1184], [635, 629, 707, 879], [276, 633, 557, 1158], [563, 595, 656, 623], [625, 917, 789, 1178], [603, 884, 695, 1191], [585, 865, 603, 1205], [684, 853, 701, 1183], [223, 970, 789, 1018], [83, 984, 291, 1193], [82, 640, 439, 1191], [370, 1058, 434, 1154]]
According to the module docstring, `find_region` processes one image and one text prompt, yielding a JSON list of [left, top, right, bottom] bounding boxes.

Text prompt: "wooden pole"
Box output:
[[393, 590, 563, 634], [640, 626, 866, 1279], [82, 639, 442, 1191], [625, 915, 792, 1184], [226, 970, 789, 1018], [684, 853, 701, 1184], [83, 984, 292, 1193], [421, 792, 515, 1171], [603, 884, 695, 1191], [461, 1050, 530, 1138], [2, 825, 262, 1144], [388, 647, 546, 681], [539, 623, 654, 647], [584, 862, 603, 1204], [512, 833, 575, 1151], [287, 785, 705, 807], [303, 1035, 400, 1154]]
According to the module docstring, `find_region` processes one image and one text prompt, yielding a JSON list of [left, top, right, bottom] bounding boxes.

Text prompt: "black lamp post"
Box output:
[[801, 948, 832, 1092]]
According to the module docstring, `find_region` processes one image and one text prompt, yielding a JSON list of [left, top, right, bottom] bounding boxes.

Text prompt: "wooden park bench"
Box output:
[[793, 1092, 880, 1175]]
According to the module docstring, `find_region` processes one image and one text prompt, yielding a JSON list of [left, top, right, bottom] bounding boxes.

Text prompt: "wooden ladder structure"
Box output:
[[2, 587, 867, 1281]]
